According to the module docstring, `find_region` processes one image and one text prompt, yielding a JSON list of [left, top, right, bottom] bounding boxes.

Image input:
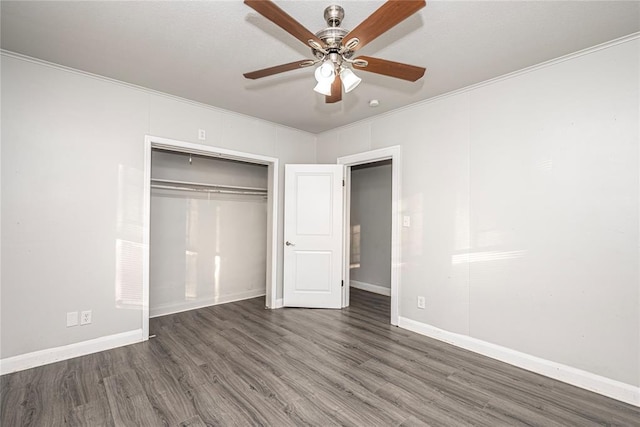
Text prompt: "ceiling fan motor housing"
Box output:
[[315, 27, 348, 49], [313, 5, 351, 60]]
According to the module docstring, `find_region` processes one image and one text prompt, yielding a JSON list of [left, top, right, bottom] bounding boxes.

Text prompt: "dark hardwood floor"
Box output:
[[2, 288, 639, 426]]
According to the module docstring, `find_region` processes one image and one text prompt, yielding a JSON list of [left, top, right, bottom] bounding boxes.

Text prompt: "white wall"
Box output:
[[2, 37, 638, 398], [0, 54, 315, 360], [350, 162, 392, 289], [150, 151, 268, 317], [317, 39, 639, 388]]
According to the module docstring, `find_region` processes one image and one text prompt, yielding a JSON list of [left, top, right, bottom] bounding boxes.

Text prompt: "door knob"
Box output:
[[285, 241, 295, 246]]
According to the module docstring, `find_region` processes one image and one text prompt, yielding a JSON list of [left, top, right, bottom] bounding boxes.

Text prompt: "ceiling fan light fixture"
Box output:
[[243, 1, 426, 103], [340, 68, 361, 93]]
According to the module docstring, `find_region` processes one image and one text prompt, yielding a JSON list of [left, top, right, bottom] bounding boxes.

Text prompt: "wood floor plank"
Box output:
[[146, 333, 208, 393], [68, 400, 115, 427], [96, 345, 135, 380], [273, 309, 374, 366], [64, 354, 114, 426], [2, 287, 639, 426], [177, 414, 207, 426], [281, 396, 344, 426], [187, 383, 255, 426], [17, 361, 77, 426], [363, 358, 507, 426], [281, 349, 409, 425], [197, 363, 298, 426], [448, 366, 614, 425], [0, 381, 26, 426], [147, 388, 199, 427], [218, 346, 302, 405], [103, 370, 163, 426], [399, 415, 434, 426], [285, 338, 388, 394], [375, 381, 480, 427]]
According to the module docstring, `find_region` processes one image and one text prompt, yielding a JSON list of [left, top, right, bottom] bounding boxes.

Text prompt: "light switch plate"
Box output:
[[66, 311, 78, 327]]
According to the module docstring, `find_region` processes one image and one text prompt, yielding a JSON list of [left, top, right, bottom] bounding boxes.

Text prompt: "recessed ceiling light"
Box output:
[[369, 99, 380, 107]]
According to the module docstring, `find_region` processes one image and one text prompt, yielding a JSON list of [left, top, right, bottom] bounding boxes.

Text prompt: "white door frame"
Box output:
[[338, 146, 401, 326], [142, 135, 279, 340]]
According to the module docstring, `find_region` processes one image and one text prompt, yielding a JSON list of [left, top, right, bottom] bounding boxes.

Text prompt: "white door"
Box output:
[[283, 164, 344, 308]]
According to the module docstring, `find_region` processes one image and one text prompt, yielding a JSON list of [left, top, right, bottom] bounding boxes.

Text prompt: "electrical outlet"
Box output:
[[80, 310, 92, 325], [417, 296, 425, 309], [66, 311, 78, 327], [403, 215, 411, 227], [198, 129, 206, 140]]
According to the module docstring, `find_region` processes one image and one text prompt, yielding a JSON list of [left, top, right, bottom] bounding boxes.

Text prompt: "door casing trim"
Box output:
[[338, 146, 401, 325]]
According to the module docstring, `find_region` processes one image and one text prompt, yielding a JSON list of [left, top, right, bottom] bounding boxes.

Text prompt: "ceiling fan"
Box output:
[[243, 0, 426, 103]]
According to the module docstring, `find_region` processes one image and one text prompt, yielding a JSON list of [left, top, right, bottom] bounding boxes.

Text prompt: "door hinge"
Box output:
[[342, 179, 345, 187], [341, 280, 344, 287]]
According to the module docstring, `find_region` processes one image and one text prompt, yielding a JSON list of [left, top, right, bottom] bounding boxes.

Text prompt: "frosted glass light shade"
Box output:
[[314, 62, 336, 96], [313, 80, 333, 96], [340, 68, 361, 93], [315, 62, 336, 83]]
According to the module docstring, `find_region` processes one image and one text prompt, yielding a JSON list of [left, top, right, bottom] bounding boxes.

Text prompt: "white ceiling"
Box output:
[[2, 1, 639, 133]]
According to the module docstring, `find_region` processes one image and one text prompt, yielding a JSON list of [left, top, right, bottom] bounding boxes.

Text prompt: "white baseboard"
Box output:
[[398, 317, 639, 407], [0, 329, 142, 375], [150, 289, 266, 318], [350, 280, 391, 296], [273, 298, 284, 309]]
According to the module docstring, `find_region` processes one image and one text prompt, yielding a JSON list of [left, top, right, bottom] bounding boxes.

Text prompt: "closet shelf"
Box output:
[[151, 178, 267, 195]]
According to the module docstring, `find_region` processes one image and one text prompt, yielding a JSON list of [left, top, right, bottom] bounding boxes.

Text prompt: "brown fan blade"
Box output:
[[245, 0, 323, 48], [353, 56, 425, 82], [326, 75, 342, 103], [244, 60, 315, 79], [343, 0, 425, 52]]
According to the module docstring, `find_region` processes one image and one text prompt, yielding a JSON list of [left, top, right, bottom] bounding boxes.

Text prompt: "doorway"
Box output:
[[142, 136, 279, 341], [338, 146, 401, 325], [350, 159, 392, 293]]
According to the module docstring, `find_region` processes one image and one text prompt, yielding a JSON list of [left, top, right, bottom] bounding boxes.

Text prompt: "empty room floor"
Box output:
[[1, 288, 639, 426]]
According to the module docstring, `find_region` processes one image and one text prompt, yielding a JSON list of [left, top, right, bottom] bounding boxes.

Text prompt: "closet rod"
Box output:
[[151, 183, 266, 196], [151, 178, 267, 193]]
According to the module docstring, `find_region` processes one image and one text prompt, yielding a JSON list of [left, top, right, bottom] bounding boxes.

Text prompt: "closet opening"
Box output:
[[142, 136, 279, 340]]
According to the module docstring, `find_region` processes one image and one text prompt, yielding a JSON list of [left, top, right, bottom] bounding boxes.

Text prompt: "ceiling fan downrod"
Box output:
[[314, 5, 349, 52]]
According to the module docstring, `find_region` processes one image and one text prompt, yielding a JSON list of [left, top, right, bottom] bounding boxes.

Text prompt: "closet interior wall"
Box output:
[[150, 149, 268, 317]]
